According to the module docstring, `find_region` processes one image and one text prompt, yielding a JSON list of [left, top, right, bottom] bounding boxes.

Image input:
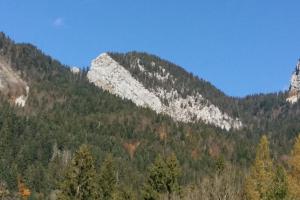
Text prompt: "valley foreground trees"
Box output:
[[244, 135, 290, 200], [58, 145, 136, 200], [98, 154, 117, 200], [51, 135, 300, 200], [58, 145, 182, 200], [245, 135, 274, 200], [58, 145, 98, 200], [288, 134, 300, 199], [142, 154, 181, 200]]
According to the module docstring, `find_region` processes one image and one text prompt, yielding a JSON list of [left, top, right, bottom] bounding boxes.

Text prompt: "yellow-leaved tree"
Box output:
[[288, 134, 300, 199], [245, 135, 274, 200]]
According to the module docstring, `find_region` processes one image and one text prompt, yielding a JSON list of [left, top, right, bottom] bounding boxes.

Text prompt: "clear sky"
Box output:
[[0, 0, 300, 97]]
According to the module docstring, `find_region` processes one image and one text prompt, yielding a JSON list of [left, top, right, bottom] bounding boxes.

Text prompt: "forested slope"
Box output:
[[0, 32, 300, 199]]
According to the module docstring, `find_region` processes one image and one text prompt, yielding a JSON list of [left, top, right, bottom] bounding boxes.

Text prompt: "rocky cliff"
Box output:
[[87, 53, 242, 130], [0, 57, 29, 107], [287, 60, 300, 103]]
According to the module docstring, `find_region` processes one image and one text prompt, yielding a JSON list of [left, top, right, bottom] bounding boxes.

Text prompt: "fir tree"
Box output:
[[288, 134, 300, 199], [99, 154, 117, 200], [165, 153, 181, 199], [267, 166, 289, 200], [142, 154, 181, 200], [111, 185, 137, 200], [58, 145, 98, 200]]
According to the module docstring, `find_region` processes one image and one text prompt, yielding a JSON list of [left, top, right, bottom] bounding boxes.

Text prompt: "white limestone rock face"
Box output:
[[70, 67, 80, 74], [87, 53, 242, 131], [287, 60, 300, 104], [87, 53, 163, 113], [0, 58, 29, 107], [155, 89, 242, 130], [15, 86, 30, 107]]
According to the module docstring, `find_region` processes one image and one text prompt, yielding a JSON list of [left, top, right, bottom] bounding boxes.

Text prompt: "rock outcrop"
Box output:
[[287, 60, 300, 104], [70, 67, 80, 74], [0, 58, 29, 107], [87, 53, 242, 130]]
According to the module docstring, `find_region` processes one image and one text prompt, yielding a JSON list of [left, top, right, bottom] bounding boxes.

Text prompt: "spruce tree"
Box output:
[[111, 185, 137, 200], [58, 144, 98, 200], [245, 135, 274, 200], [267, 166, 289, 200], [99, 154, 117, 200], [165, 153, 181, 199], [288, 134, 300, 199], [142, 154, 181, 200]]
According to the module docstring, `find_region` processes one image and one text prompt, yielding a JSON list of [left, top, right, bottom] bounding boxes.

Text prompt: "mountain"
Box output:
[[87, 52, 242, 130], [0, 32, 300, 199], [0, 32, 238, 197]]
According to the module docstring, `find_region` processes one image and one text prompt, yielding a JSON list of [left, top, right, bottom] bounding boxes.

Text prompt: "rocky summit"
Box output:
[[287, 59, 300, 104], [87, 53, 242, 130]]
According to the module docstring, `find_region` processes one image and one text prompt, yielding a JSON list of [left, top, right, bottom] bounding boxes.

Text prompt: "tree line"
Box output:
[[6, 134, 295, 200]]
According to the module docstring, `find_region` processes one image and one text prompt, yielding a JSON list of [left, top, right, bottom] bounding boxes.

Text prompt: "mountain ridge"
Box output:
[[87, 52, 242, 130]]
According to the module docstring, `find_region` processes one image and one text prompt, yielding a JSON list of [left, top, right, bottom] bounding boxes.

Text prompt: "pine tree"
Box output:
[[245, 135, 274, 200], [99, 154, 117, 200], [111, 185, 137, 200], [288, 134, 300, 199], [142, 154, 181, 200], [57, 144, 98, 200], [165, 153, 181, 199], [267, 166, 289, 200]]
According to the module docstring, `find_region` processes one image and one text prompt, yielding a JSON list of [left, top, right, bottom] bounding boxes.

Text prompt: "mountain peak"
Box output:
[[287, 59, 300, 103], [297, 59, 300, 71]]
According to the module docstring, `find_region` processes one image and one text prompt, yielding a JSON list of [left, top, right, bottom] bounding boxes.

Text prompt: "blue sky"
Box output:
[[0, 0, 300, 97]]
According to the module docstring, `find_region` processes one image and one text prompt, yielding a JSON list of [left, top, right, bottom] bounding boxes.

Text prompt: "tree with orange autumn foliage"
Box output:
[[123, 141, 140, 160], [17, 176, 31, 200]]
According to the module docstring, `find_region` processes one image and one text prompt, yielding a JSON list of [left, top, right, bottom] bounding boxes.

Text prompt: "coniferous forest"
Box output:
[[1, 32, 300, 200]]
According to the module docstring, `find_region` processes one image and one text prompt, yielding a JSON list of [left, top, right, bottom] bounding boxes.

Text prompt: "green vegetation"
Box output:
[[288, 134, 300, 199], [0, 32, 300, 199], [98, 154, 117, 200], [142, 154, 181, 200], [58, 144, 98, 200], [244, 135, 290, 200]]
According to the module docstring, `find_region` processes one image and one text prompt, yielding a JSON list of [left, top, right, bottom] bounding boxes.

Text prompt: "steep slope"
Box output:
[[287, 59, 300, 103], [0, 58, 29, 107], [87, 53, 242, 130], [1, 32, 300, 199], [0, 33, 246, 198]]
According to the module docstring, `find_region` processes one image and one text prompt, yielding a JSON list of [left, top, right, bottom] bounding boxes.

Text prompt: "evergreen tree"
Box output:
[[142, 154, 181, 200], [267, 166, 289, 200], [288, 134, 300, 199], [165, 154, 181, 199], [58, 145, 98, 200], [99, 154, 117, 200], [111, 185, 137, 200], [245, 135, 274, 200]]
